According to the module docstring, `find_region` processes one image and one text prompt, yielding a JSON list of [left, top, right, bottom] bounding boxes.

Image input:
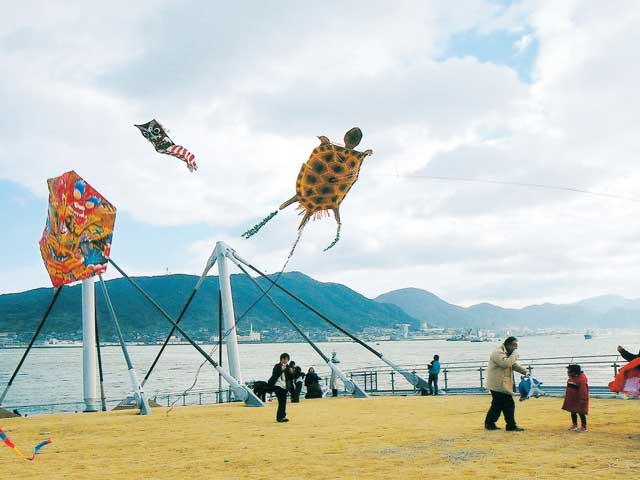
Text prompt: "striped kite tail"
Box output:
[[1, 428, 52, 461], [166, 145, 198, 172]]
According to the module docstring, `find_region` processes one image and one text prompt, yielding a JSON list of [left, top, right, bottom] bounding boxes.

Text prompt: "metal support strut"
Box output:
[[98, 275, 151, 415], [107, 258, 263, 407], [0, 287, 62, 405], [231, 260, 368, 398], [229, 249, 431, 392]]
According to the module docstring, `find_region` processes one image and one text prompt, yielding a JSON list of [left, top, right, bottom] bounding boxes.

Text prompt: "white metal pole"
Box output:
[[82, 277, 98, 412], [215, 242, 243, 383]]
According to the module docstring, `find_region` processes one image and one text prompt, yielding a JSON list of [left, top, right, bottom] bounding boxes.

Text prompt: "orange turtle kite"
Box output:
[[242, 127, 372, 251]]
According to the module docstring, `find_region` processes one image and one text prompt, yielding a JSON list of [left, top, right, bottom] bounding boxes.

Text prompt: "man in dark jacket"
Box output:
[[268, 353, 292, 423], [617, 345, 639, 362]]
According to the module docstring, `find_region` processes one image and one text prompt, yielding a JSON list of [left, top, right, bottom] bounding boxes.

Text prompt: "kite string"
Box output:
[[363, 173, 640, 203], [166, 229, 304, 415]]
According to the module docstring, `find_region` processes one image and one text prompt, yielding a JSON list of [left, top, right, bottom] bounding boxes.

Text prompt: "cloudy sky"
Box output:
[[2, 1, 640, 307]]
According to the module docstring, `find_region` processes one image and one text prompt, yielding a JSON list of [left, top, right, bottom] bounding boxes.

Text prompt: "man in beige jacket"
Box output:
[[484, 336, 527, 431]]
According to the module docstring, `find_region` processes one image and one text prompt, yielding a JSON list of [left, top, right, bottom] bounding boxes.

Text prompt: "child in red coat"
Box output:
[[562, 364, 589, 432]]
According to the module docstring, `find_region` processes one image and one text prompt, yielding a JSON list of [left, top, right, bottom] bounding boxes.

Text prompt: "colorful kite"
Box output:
[[609, 357, 640, 398], [39, 171, 117, 287], [135, 119, 198, 172], [0, 428, 51, 461], [518, 375, 545, 401], [242, 127, 372, 251]]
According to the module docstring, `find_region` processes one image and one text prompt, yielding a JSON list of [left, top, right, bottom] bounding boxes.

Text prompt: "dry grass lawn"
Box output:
[[1, 395, 638, 479]]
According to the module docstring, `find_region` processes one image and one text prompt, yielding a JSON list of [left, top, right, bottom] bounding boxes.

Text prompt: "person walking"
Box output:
[[428, 354, 441, 395], [484, 336, 527, 431], [268, 353, 292, 423], [562, 364, 589, 432], [617, 345, 639, 362]]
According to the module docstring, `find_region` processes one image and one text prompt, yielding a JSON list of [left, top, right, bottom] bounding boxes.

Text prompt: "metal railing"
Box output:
[[337, 354, 625, 396], [3, 354, 630, 416]]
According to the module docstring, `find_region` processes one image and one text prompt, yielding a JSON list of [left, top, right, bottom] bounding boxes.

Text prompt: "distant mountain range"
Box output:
[[1, 274, 637, 340], [375, 289, 640, 329], [0, 272, 417, 340]]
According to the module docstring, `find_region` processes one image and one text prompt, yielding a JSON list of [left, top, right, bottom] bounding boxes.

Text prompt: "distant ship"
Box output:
[[584, 330, 594, 340], [446, 334, 468, 342]]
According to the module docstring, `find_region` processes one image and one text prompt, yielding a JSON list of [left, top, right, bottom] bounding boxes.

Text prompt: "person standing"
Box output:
[[330, 351, 340, 397], [268, 353, 292, 423], [617, 345, 639, 362], [484, 337, 527, 431], [562, 364, 589, 432], [428, 354, 441, 395]]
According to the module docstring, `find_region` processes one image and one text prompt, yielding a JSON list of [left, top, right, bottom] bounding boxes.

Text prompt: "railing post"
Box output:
[[199, 392, 202, 405], [479, 367, 484, 390], [390, 371, 395, 394], [612, 361, 619, 377], [527, 365, 533, 376], [443, 368, 449, 392]]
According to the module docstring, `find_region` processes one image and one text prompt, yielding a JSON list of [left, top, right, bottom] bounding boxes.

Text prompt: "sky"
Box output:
[[2, 1, 640, 308]]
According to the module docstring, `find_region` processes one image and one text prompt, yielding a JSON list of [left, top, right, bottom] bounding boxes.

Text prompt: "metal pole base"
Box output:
[[230, 385, 264, 407], [349, 382, 369, 399]]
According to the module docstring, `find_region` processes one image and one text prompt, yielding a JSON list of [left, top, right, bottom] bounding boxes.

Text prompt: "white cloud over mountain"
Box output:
[[2, 1, 640, 307]]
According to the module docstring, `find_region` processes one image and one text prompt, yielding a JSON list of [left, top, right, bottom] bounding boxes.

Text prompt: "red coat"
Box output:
[[562, 373, 589, 415]]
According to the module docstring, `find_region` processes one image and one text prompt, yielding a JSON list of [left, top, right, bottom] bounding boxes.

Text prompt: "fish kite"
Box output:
[[518, 375, 545, 401], [242, 127, 372, 251], [135, 119, 198, 172], [39, 171, 117, 287], [0, 428, 51, 461]]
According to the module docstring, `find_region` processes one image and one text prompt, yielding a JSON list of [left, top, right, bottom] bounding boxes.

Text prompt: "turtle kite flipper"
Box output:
[[279, 195, 298, 210]]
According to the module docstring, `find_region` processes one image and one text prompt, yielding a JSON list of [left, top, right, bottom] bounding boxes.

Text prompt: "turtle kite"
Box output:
[[242, 127, 372, 251], [134, 119, 198, 172]]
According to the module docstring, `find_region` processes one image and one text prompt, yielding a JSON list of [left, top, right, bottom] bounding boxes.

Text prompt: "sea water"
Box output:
[[0, 332, 638, 409]]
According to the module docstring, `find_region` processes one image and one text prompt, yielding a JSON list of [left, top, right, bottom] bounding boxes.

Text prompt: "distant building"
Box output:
[[399, 324, 410, 339], [237, 324, 261, 343]]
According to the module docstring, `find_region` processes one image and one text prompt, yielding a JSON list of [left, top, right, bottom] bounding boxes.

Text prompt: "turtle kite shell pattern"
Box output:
[[290, 137, 372, 228]]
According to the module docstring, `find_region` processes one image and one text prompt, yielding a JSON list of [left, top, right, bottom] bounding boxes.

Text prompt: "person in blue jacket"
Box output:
[[428, 354, 441, 395]]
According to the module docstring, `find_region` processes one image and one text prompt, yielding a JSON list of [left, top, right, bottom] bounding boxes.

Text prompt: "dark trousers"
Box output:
[[485, 390, 516, 428], [274, 386, 287, 420], [571, 412, 587, 427], [428, 373, 439, 395], [291, 382, 302, 403]]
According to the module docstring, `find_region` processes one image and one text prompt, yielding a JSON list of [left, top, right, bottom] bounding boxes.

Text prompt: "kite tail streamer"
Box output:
[[0, 428, 51, 461], [241, 211, 278, 239], [323, 223, 341, 252], [284, 228, 304, 267]]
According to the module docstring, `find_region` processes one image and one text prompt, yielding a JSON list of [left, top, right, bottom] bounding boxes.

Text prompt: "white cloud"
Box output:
[[3, 1, 640, 308], [514, 33, 533, 53]]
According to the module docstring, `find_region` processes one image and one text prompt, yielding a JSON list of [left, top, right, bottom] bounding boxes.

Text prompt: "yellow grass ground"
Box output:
[[1, 395, 638, 479]]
